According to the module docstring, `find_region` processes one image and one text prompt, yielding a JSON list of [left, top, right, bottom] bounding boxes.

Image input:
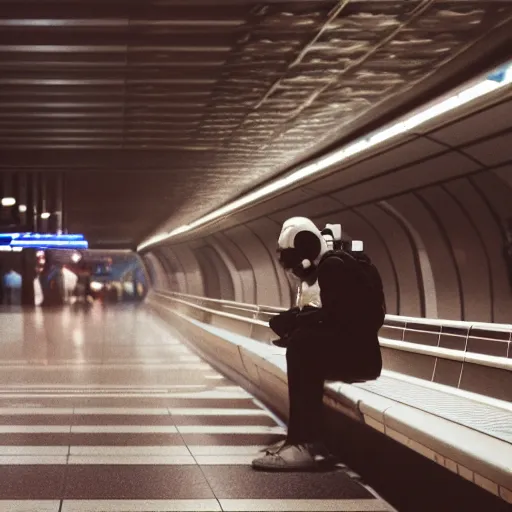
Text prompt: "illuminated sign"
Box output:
[[11, 240, 89, 249], [0, 234, 14, 246], [0, 232, 88, 250]]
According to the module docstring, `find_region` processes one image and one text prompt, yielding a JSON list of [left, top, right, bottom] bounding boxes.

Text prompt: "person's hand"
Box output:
[[296, 306, 323, 329]]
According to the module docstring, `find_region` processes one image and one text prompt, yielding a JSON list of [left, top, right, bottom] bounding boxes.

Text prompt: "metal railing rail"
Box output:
[[158, 290, 285, 314], [158, 293, 269, 327], [152, 289, 512, 372], [156, 289, 512, 332]]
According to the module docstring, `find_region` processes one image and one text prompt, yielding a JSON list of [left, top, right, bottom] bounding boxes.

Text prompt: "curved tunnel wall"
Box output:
[[144, 96, 512, 323]]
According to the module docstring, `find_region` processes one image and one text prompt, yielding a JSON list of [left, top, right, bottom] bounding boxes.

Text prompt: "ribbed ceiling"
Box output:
[[0, 0, 511, 247]]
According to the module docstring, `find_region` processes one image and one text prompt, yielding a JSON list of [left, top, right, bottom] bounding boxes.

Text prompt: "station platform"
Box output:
[[0, 304, 393, 512]]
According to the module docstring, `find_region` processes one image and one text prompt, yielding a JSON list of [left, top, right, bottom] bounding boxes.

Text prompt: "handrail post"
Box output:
[[457, 323, 472, 390], [249, 306, 260, 339]]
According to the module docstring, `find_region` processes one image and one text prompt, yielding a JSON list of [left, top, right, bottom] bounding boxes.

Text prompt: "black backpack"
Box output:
[[320, 249, 386, 332]]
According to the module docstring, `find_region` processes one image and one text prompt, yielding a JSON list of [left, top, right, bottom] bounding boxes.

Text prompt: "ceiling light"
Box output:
[[40, 212, 50, 219], [138, 60, 512, 252], [1, 197, 16, 207], [71, 252, 82, 263], [18, 204, 27, 213]]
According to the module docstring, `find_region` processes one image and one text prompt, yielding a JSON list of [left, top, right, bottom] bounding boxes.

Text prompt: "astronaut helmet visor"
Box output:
[[276, 247, 302, 270]]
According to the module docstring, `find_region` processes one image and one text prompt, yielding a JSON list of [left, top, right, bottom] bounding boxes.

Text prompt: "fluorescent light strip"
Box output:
[[138, 62, 512, 251]]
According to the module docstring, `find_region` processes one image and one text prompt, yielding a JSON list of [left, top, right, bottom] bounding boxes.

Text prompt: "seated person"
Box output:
[[252, 217, 384, 471]]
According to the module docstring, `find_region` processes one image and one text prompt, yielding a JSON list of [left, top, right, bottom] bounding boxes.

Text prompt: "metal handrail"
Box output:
[[155, 289, 285, 313], [222, 305, 262, 314], [156, 289, 512, 332], [156, 290, 260, 311], [386, 313, 512, 331], [162, 295, 269, 327], [152, 290, 512, 372]]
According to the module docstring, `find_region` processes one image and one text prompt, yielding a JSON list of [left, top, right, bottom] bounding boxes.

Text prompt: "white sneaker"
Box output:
[[261, 439, 286, 455], [252, 443, 317, 471]]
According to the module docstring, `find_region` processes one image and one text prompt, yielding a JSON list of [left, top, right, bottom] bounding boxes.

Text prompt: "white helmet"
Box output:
[[277, 217, 328, 278]]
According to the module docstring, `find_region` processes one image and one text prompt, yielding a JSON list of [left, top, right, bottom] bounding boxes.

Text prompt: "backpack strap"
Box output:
[[320, 249, 354, 264]]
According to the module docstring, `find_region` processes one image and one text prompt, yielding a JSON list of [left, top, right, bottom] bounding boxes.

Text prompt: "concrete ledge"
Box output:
[[147, 295, 512, 505], [383, 405, 512, 490]]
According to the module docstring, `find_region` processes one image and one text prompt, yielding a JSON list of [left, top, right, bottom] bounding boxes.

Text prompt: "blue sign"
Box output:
[[0, 235, 13, 246], [11, 240, 89, 249], [15, 233, 85, 241], [0, 232, 88, 249]]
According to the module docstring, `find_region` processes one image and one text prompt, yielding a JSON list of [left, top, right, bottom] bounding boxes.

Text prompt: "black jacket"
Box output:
[[271, 252, 382, 380]]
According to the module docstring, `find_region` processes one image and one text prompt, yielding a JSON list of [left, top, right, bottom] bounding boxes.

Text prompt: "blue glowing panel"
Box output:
[[0, 232, 88, 249], [11, 240, 88, 249], [0, 235, 13, 246], [14, 233, 85, 241], [0, 232, 85, 240]]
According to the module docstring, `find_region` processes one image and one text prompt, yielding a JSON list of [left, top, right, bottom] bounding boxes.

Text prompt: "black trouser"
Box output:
[[3, 287, 21, 305], [284, 330, 380, 445], [285, 342, 327, 444]]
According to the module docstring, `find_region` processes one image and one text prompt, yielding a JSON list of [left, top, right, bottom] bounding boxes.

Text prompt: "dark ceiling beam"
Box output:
[[0, 83, 215, 93], [0, 149, 218, 170], [0, 0, 328, 8], [0, 18, 246, 28], [0, 31, 236, 47], [0, 111, 207, 118]]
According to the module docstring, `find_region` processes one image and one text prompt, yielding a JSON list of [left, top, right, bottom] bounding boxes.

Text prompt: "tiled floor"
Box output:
[[0, 303, 393, 511]]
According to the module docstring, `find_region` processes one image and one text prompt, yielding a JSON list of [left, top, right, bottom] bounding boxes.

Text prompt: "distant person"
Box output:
[[84, 274, 93, 303], [34, 274, 43, 306], [3, 269, 22, 305], [61, 266, 78, 303], [252, 217, 384, 471], [42, 265, 66, 306], [74, 264, 93, 303]]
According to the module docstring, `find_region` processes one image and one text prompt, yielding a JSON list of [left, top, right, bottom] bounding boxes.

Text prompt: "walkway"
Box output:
[[0, 304, 392, 511]]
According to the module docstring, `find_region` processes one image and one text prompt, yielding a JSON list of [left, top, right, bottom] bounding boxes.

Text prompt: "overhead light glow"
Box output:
[[18, 204, 27, 213], [1, 197, 16, 207], [169, 225, 191, 236], [90, 281, 104, 292], [137, 60, 512, 252], [71, 252, 82, 263], [40, 212, 51, 219]]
